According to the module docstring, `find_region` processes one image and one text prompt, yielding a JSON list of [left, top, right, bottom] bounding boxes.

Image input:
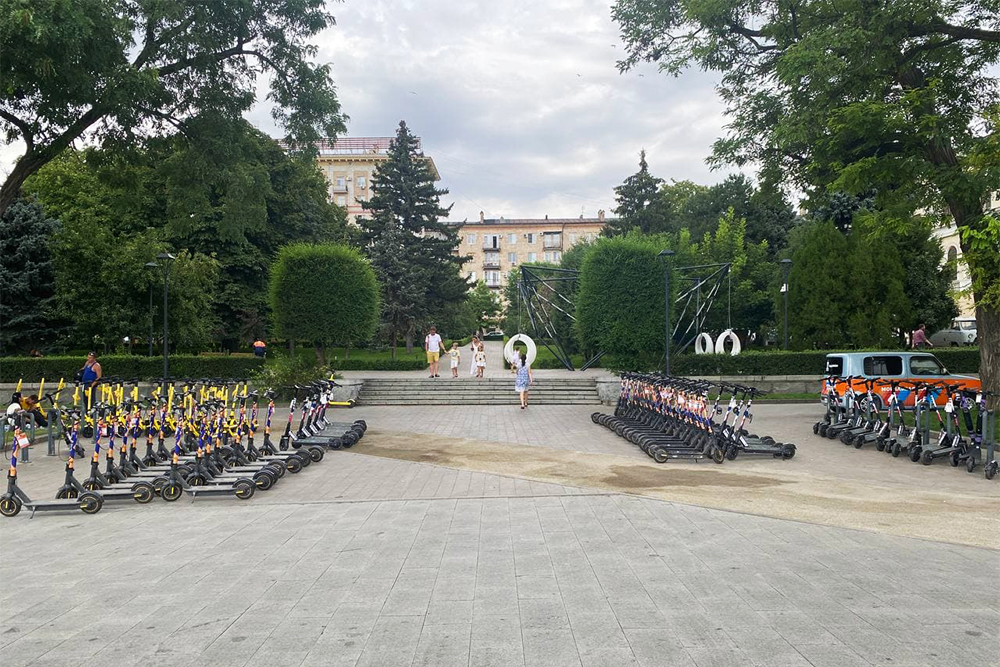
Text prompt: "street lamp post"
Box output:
[[780, 258, 793, 350], [144, 261, 159, 357], [658, 249, 675, 375], [155, 253, 176, 391]]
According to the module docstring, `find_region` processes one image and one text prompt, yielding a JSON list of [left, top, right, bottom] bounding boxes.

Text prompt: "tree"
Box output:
[[466, 281, 502, 333], [605, 150, 669, 235], [614, 0, 1000, 395], [360, 121, 468, 354], [0, 0, 345, 214], [269, 243, 379, 364], [576, 235, 666, 370], [0, 199, 66, 353]]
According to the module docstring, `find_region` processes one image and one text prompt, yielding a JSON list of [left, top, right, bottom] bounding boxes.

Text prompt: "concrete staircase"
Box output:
[[357, 377, 602, 405]]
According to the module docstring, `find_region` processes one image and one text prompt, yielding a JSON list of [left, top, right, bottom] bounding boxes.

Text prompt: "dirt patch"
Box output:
[[354, 430, 1000, 550]]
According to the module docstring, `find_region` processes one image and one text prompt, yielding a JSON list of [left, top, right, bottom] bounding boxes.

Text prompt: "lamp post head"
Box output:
[[658, 249, 675, 258], [144, 261, 160, 268], [156, 252, 176, 262]]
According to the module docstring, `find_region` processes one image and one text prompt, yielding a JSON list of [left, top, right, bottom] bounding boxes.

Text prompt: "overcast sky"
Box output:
[[0, 0, 738, 220], [250, 0, 736, 221]]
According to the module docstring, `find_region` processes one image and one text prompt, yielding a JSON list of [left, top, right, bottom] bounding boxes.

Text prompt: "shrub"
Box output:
[[0, 355, 264, 383], [576, 235, 666, 370], [269, 243, 380, 361]]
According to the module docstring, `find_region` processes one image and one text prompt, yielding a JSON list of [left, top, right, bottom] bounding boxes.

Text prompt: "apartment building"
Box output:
[[451, 212, 608, 289], [932, 190, 1000, 318], [290, 136, 440, 224]]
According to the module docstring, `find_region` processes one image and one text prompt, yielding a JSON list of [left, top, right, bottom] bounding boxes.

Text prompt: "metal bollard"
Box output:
[[47, 406, 60, 456], [21, 414, 32, 463]]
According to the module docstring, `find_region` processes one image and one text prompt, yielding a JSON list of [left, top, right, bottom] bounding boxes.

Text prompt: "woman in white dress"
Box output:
[[469, 336, 480, 376]]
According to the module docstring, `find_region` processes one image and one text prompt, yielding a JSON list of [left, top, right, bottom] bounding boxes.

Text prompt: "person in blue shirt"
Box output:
[[78, 351, 102, 405]]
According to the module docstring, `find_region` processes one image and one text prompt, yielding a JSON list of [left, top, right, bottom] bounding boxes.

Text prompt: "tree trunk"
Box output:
[[289, 339, 295, 354], [314, 342, 326, 366], [0, 152, 49, 215], [345, 342, 351, 360], [975, 303, 1000, 408], [405, 332, 414, 355], [391, 332, 397, 360]]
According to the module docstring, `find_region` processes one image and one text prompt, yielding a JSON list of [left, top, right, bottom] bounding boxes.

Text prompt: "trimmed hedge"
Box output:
[[0, 355, 265, 383], [670, 347, 980, 376]]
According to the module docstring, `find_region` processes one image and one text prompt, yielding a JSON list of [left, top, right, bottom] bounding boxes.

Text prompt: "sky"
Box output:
[[0, 0, 737, 220], [246, 0, 736, 221]]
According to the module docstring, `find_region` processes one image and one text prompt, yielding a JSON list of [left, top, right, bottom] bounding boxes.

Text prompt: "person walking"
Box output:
[[424, 326, 444, 378], [78, 351, 102, 407], [911, 324, 934, 349], [513, 350, 534, 409], [469, 336, 480, 376]]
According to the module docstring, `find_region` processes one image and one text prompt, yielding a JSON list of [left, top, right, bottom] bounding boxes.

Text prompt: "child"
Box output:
[[475, 343, 487, 378], [514, 350, 533, 409], [449, 342, 461, 378]]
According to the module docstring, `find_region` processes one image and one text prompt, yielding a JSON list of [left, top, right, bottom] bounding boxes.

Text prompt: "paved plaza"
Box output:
[[1, 402, 998, 667]]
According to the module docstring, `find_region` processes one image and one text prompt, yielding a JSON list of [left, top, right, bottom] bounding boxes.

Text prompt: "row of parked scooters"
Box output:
[[2, 378, 367, 517], [592, 374, 795, 463], [813, 376, 998, 479]]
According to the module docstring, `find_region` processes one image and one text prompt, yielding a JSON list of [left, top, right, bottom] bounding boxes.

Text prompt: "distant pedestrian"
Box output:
[[425, 326, 444, 378], [253, 339, 267, 357], [912, 324, 933, 349], [78, 351, 102, 407], [474, 342, 487, 378], [469, 336, 481, 376], [448, 342, 461, 378], [513, 351, 534, 409]]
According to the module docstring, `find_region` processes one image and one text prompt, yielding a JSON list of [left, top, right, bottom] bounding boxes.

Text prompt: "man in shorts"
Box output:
[[424, 326, 444, 378]]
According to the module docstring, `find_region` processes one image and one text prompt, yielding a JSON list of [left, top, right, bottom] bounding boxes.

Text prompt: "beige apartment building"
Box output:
[[932, 190, 1000, 319], [297, 136, 440, 224], [452, 213, 608, 289]]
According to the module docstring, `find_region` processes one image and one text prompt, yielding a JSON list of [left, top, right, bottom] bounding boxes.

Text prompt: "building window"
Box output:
[[485, 270, 502, 287], [467, 234, 477, 245], [484, 234, 500, 249], [543, 232, 562, 249], [335, 176, 346, 190], [336, 195, 346, 206], [544, 251, 562, 263], [526, 233, 535, 244], [357, 176, 366, 188], [508, 252, 517, 265], [528, 252, 536, 262], [508, 233, 517, 244], [484, 251, 500, 267]]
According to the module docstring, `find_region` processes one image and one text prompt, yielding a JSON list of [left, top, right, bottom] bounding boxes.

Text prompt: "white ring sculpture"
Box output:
[[714, 329, 742, 356], [504, 334, 538, 366], [694, 332, 715, 355]]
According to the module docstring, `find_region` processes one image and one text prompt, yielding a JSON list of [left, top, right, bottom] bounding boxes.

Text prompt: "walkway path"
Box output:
[[2, 404, 997, 667]]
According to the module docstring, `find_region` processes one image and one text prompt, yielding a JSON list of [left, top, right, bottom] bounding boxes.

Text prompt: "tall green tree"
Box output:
[[360, 121, 468, 354], [0, 199, 66, 353], [269, 243, 380, 364], [614, 0, 1000, 395], [606, 150, 669, 236], [0, 0, 345, 213]]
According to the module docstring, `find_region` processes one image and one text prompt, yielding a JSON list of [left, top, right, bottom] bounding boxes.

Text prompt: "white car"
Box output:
[[929, 319, 977, 346]]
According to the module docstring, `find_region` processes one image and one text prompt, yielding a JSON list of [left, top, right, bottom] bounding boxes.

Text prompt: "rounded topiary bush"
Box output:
[[576, 235, 667, 371]]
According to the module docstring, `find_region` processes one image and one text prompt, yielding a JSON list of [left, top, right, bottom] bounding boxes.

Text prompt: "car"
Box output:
[[819, 351, 980, 409], [929, 318, 977, 346]]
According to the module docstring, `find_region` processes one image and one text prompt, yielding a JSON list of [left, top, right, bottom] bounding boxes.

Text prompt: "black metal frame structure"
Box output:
[[671, 262, 731, 354], [516, 265, 603, 371]]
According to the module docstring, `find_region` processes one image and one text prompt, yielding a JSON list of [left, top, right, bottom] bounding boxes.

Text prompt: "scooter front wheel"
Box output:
[[966, 457, 976, 473], [712, 447, 725, 464], [161, 482, 183, 501], [131, 482, 155, 504], [0, 496, 22, 517], [79, 491, 103, 514]]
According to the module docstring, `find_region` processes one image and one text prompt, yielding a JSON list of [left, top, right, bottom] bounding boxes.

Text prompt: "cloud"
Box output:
[[246, 0, 735, 220]]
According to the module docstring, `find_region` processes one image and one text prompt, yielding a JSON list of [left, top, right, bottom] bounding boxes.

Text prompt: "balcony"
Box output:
[[483, 259, 501, 270], [542, 234, 562, 250]]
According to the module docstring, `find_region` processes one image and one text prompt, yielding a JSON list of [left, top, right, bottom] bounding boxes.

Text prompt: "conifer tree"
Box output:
[[360, 121, 468, 353], [606, 150, 667, 236]]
